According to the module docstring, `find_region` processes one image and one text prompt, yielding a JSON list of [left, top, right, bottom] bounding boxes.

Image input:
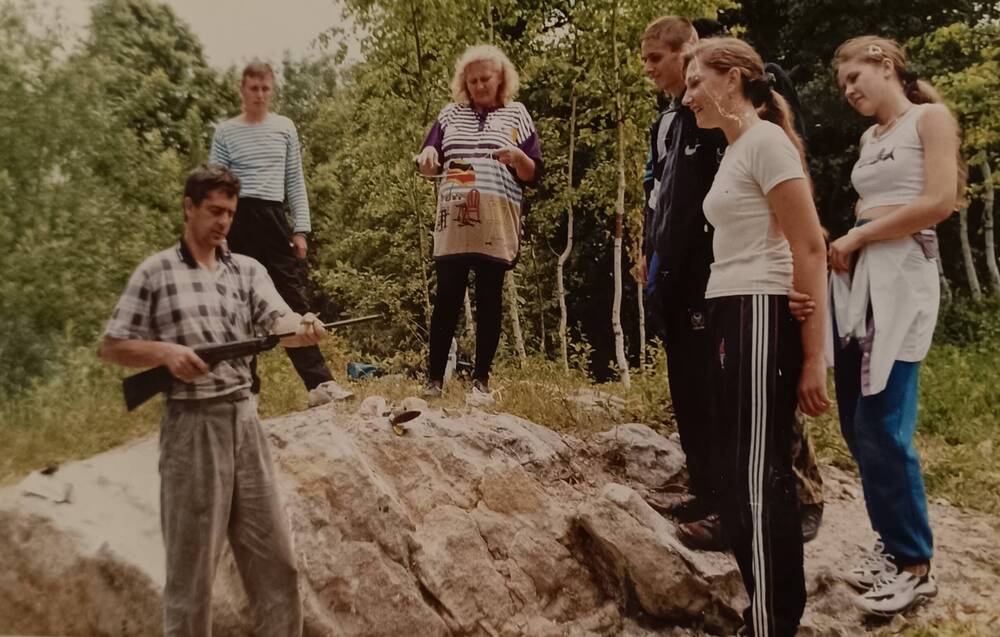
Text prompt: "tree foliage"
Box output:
[[0, 0, 227, 394], [1, 0, 998, 396]]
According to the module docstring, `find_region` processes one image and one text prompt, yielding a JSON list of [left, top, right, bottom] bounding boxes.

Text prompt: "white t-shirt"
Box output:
[[703, 120, 806, 299]]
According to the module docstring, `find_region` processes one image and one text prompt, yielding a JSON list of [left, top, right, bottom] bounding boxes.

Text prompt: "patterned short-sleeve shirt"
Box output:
[[104, 240, 290, 400], [421, 101, 543, 266]]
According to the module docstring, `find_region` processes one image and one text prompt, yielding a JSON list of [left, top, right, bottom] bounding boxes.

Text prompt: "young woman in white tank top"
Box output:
[[822, 35, 962, 618], [682, 37, 829, 637]]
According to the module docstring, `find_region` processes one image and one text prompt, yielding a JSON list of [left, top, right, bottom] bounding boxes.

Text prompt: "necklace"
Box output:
[[873, 105, 913, 139]]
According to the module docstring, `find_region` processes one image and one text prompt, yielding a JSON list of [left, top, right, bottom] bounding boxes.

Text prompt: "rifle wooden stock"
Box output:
[[121, 313, 382, 411]]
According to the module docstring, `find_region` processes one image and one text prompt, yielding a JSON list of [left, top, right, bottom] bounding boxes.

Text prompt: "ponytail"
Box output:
[[688, 38, 809, 168], [762, 90, 811, 188], [757, 88, 807, 165], [895, 69, 941, 105]]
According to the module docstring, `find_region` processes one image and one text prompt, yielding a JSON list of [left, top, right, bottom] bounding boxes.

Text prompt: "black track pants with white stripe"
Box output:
[[708, 295, 805, 637]]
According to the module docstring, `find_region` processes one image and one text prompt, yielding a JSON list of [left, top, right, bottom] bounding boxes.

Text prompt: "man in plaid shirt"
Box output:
[[100, 165, 323, 636]]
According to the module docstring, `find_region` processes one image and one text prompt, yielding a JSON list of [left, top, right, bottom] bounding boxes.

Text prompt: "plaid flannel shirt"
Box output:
[[104, 240, 290, 401]]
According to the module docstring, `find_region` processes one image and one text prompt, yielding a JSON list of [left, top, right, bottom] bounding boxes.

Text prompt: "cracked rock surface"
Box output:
[[2, 404, 999, 636]]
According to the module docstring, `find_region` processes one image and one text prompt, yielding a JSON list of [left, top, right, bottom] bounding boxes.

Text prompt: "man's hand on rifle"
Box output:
[[163, 342, 210, 383], [100, 336, 208, 383], [276, 312, 327, 348]]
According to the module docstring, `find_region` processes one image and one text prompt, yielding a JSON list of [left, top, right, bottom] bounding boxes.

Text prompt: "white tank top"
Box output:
[[851, 104, 927, 214]]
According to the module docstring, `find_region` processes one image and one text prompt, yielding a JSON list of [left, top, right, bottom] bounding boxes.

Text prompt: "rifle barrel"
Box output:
[[273, 313, 383, 339]]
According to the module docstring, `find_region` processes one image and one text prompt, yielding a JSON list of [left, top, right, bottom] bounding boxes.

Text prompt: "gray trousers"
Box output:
[[159, 392, 302, 637]]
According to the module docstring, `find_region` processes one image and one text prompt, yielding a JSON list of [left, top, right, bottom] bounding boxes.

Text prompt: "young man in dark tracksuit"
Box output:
[[640, 17, 825, 548], [640, 17, 726, 543]]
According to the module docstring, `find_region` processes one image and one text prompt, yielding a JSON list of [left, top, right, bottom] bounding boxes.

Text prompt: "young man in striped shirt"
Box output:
[[210, 61, 350, 406]]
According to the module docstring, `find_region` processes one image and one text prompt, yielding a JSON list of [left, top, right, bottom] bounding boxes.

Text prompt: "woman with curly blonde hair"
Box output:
[[415, 44, 542, 404]]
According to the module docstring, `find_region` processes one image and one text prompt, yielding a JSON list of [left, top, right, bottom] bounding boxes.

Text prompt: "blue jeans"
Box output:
[[834, 338, 933, 566]]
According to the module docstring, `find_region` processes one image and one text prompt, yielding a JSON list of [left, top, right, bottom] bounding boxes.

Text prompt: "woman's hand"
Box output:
[[492, 146, 529, 169], [415, 146, 440, 178], [787, 289, 815, 323], [493, 146, 536, 182], [798, 357, 830, 417], [828, 227, 866, 273]]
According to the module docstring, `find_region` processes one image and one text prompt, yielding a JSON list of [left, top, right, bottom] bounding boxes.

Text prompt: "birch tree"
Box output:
[[982, 159, 1000, 295]]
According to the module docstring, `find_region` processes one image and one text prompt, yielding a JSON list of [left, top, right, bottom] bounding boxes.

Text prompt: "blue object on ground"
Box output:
[[347, 362, 380, 380]]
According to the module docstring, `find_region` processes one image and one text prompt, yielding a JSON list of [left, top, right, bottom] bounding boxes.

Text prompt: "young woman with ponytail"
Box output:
[[682, 37, 830, 637], [823, 35, 962, 617]]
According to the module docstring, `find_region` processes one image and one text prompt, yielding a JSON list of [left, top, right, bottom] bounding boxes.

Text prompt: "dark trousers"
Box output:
[[652, 286, 823, 510], [428, 258, 506, 382], [227, 197, 332, 391], [708, 295, 805, 637], [660, 301, 716, 501]]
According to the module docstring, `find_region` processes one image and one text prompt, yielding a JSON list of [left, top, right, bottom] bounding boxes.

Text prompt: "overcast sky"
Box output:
[[48, 0, 356, 69]]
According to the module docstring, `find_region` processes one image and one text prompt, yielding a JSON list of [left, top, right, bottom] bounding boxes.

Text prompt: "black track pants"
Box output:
[[708, 294, 805, 637], [660, 302, 716, 502], [226, 197, 332, 391]]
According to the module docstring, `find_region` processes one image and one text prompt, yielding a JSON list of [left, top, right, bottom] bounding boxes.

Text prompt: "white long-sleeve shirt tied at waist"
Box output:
[[828, 229, 940, 395]]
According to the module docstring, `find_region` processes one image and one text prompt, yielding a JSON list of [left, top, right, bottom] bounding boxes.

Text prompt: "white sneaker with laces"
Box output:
[[843, 539, 892, 591], [308, 380, 354, 407], [465, 379, 495, 407], [855, 563, 937, 617]]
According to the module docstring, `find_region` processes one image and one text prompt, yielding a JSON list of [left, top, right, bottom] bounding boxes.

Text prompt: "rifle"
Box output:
[[122, 314, 382, 411]]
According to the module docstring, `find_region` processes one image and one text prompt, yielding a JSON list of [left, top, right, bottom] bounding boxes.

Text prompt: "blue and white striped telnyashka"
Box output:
[[210, 113, 311, 233]]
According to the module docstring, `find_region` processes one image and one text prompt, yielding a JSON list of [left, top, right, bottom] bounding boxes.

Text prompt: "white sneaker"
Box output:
[[420, 379, 443, 398], [465, 379, 495, 407], [855, 563, 937, 616], [843, 539, 892, 591], [308, 380, 354, 407]]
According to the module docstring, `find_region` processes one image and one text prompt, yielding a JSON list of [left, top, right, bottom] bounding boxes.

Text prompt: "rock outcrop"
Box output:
[[6, 403, 1000, 636], [0, 406, 743, 636]]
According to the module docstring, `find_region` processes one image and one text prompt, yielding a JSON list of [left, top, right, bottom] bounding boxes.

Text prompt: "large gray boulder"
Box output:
[[0, 400, 741, 636]]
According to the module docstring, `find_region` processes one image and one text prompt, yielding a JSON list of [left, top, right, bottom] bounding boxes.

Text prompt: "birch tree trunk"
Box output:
[[557, 89, 577, 372], [464, 289, 474, 344], [959, 204, 983, 302], [529, 241, 547, 354], [636, 282, 646, 371], [982, 159, 999, 296], [485, 0, 493, 43], [506, 271, 528, 366], [408, 0, 432, 330], [411, 180, 433, 331], [610, 0, 631, 390]]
